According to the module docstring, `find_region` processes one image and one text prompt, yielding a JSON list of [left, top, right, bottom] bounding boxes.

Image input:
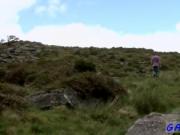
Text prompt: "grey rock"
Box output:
[[8, 48, 16, 54], [14, 49, 22, 54], [0, 41, 44, 63], [0, 58, 8, 63], [27, 89, 80, 109], [0, 54, 7, 57], [126, 112, 180, 135]]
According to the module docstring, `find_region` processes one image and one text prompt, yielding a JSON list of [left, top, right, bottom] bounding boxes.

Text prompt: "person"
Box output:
[[151, 53, 160, 77]]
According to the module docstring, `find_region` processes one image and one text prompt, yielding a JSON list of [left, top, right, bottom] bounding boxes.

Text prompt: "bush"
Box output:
[[5, 64, 29, 86], [74, 59, 96, 72], [132, 80, 168, 114], [0, 68, 6, 81], [29, 73, 52, 89], [64, 72, 127, 101], [0, 83, 27, 111]]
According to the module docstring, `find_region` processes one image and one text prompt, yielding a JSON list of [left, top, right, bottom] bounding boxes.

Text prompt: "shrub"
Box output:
[[64, 72, 127, 101], [0, 68, 6, 81], [30, 73, 52, 89], [5, 65, 29, 86], [0, 83, 27, 111], [74, 59, 96, 72], [132, 80, 168, 114]]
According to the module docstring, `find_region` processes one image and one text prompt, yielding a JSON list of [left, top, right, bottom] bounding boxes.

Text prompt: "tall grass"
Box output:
[[132, 85, 167, 114]]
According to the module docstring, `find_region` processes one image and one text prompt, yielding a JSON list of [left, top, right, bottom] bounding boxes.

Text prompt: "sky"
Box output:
[[1, 0, 180, 52]]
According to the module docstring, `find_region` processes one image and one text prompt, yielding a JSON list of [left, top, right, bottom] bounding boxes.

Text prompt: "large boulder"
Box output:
[[27, 88, 79, 109], [126, 113, 180, 135]]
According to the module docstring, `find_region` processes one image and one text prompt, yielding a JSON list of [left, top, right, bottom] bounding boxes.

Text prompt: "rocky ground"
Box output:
[[0, 41, 45, 63]]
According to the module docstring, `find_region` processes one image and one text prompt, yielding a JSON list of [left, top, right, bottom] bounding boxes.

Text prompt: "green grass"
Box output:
[[0, 105, 136, 135]]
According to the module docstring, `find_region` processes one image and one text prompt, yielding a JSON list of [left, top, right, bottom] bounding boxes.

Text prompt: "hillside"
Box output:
[[0, 40, 179, 135]]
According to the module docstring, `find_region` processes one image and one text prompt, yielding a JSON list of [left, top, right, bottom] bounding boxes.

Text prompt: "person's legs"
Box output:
[[153, 66, 159, 77]]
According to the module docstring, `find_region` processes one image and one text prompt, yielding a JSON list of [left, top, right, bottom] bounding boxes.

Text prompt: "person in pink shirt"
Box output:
[[151, 53, 160, 77]]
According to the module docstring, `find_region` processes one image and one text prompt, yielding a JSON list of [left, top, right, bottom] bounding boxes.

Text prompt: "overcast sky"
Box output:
[[1, 0, 180, 52]]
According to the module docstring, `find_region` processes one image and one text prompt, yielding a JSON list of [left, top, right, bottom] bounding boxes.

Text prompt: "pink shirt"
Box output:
[[151, 55, 160, 67]]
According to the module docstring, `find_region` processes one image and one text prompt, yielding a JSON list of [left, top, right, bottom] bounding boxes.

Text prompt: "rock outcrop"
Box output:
[[0, 41, 45, 63], [126, 112, 180, 135], [27, 88, 79, 109], [27, 88, 109, 109]]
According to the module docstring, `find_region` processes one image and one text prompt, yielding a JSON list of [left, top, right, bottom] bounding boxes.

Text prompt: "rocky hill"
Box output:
[[0, 40, 179, 135]]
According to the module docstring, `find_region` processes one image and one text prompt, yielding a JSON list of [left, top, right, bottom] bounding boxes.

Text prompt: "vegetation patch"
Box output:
[[0, 83, 27, 111], [74, 59, 96, 72], [64, 72, 127, 101]]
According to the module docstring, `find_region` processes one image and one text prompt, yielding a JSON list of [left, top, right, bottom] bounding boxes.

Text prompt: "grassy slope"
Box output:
[[0, 44, 179, 135]]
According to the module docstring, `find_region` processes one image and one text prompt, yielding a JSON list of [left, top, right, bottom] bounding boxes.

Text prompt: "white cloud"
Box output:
[[24, 23, 180, 52], [120, 32, 180, 52], [176, 22, 180, 31], [34, 0, 67, 17], [0, 0, 36, 38], [24, 23, 121, 47]]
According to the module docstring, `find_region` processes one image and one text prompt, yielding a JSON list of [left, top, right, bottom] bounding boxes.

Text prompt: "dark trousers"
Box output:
[[153, 66, 159, 77]]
